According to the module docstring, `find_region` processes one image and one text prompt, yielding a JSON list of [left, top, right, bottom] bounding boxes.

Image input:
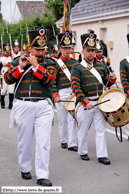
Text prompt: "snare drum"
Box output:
[[98, 88, 129, 127], [65, 94, 76, 119]]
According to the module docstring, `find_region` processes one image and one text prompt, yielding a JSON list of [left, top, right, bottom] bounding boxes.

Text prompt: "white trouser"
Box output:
[[13, 99, 53, 179], [124, 123, 129, 137], [1, 77, 15, 95], [76, 101, 108, 158], [55, 87, 77, 148]]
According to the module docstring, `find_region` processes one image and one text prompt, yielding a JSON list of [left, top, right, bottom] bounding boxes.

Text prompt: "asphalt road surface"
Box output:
[[0, 96, 129, 194]]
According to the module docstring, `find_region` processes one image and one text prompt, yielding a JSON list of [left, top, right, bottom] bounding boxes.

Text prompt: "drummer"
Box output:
[[71, 30, 116, 164], [120, 33, 129, 140], [95, 39, 112, 74], [52, 30, 78, 151]]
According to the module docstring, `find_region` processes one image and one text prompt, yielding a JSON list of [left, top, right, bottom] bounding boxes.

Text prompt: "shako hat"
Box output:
[[95, 39, 103, 52], [51, 42, 59, 53], [22, 43, 27, 51], [29, 26, 47, 49], [3, 43, 11, 52], [58, 30, 72, 47], [81, 30, 97, 49], [127, 33, 129, 44], [13, 39, 20, 47]]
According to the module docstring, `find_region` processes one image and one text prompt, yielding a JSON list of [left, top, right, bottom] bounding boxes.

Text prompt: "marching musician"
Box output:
[[4, 26, 56, 186], [52, 30, 78, 151], [1, 43, 15, 109], [51, 43, 59, 60], [13, 39, 21, 59], [71, 30, 116, 164], [70, 34, 82, 62], [120, 33, 129, 140], [22, 43, 29, 56], [95, 39, 112, 74]]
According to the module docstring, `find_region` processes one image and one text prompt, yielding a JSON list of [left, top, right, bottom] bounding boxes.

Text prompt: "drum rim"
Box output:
[[65, 93, 76, 110], [98, 88, 126, 113]]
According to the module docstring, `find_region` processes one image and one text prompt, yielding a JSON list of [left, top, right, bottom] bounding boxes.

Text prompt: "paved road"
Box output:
[[0, 96, 129, 194]]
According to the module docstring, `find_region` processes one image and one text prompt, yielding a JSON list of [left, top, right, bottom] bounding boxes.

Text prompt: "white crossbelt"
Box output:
[[81, 60, 104, 86], [57, 58, 71, 81]]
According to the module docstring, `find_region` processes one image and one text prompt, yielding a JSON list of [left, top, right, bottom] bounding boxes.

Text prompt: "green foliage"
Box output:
[[0, 14, 60, 46], [0, 13, 3, 23], [45, 0, 80, 21]]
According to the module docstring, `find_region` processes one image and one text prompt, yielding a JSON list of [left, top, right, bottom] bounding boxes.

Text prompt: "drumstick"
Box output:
[[84, 99, 110, 110]]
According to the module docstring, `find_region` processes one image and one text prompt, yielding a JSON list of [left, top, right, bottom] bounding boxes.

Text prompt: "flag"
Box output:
[[62, 0, 71, 32]]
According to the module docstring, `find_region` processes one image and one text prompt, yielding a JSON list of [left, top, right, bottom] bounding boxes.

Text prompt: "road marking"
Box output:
[[106, 128, 128, 139], [54, 109, 128, 140]]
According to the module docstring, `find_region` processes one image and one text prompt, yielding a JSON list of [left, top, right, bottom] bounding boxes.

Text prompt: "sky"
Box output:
[[1, 0, 44, 23]]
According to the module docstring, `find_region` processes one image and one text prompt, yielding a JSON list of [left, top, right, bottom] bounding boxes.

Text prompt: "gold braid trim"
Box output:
[[61, 82, 71, 86], [86, 82, 101, 86], [20, 90, 29, 93], [31, 90, 42, 94], [85, 75, 94, 78], [21, 80, 30, 83], [60, 77, 68, 80]]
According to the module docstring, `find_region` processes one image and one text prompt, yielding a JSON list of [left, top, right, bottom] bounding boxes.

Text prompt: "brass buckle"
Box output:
[[87, 64, 92, 71], [30, 98, 37, 102]]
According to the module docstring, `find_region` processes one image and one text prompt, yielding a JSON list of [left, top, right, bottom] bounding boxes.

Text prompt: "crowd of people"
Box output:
[[0, 26, 129, 186]]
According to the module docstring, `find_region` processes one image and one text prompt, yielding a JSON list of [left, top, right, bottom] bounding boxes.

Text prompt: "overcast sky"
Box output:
[[1, 0, 44, 23]]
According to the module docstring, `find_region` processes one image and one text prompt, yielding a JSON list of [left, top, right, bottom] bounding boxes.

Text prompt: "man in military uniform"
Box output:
[[52, 30, 78, 151], [1, 43, 15, 109], [51, 43, 59, 60], [120, 33, 129, 140], [95, 39, 112, 74], [13, 39, 21, 59], [4, 26, 56, 186], [70, 33, 82, 62], [22, 43, 28, 56], [71, 30, 116, 164]]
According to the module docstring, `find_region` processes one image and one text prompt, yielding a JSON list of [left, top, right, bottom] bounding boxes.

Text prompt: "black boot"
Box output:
[[8, 93, 14, 109], [1, 95, 5, 108]]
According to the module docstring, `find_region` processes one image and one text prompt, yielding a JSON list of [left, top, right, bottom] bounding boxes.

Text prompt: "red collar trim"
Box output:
[[3, 55, 7, 57], [14, 51, 18, 55], [60, 56, 70, 61], [95, 56, 102, 60]]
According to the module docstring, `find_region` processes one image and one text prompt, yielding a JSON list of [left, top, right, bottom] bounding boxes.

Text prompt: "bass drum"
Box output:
[[65, 94, 76, 119], [98, 88, 129, 127]]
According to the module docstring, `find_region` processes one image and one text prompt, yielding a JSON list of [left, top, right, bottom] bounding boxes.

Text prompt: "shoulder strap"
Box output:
[[57, 58, 71, 81], [14, 65, 33, 97], [81, 60, 104, 86]]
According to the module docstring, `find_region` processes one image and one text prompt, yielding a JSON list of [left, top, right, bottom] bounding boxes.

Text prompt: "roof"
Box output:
[[57, 0, 129, 26], [16, 1, 46, 18]]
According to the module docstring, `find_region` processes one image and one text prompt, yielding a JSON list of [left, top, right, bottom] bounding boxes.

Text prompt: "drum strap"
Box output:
[[126, 56, 129, 63], [81, 60, 104, 86], [57, 58, 71, 81]]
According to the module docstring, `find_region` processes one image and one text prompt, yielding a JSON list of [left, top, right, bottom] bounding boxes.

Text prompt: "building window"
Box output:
[[100, 28, 107, 44]]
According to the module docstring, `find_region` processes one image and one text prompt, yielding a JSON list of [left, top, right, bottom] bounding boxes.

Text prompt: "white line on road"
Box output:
[[106, 128, 127, 139], [54, 109, 128, 139]]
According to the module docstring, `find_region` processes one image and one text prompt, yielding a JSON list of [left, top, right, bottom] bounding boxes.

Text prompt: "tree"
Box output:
[[0, 14, 60, 47], [45, 0, 80, 21]]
